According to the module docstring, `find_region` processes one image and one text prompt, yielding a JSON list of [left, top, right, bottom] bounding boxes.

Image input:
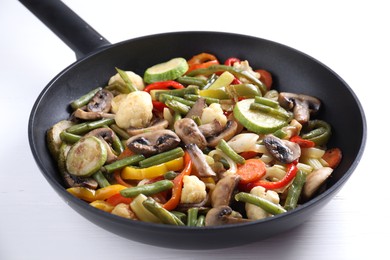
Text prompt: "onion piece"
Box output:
[[208, 150, 237, 175]]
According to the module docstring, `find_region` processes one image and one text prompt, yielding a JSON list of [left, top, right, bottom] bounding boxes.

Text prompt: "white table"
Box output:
[[1, 1, 387, 259]]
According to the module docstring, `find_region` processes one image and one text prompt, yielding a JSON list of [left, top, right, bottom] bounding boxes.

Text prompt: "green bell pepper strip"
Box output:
[[301, 120, 332, 146], [186, 65, 267, 95]]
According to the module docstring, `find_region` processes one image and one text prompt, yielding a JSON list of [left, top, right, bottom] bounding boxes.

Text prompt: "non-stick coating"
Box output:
[[29, 31, 366, 249]]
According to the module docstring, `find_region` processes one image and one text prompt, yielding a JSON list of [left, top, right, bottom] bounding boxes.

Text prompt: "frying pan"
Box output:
[[22, 0, 366, 249]]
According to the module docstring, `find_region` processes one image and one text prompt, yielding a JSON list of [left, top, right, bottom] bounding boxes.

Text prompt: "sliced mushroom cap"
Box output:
[[278, 92, 321, 124], [205, 205, 251, 226], [73, 108, 115, 121], [185, 143, 216, 178], [207, 120, 238, 147], [87, 89, 114, 113], [211, 174, 240, 207], [127, 118, 169, 136], [174, 118, 208, 150], [303, 167, 333, 199], [126, 129, 180, 156], [263, 134, 301, 164], [198, 119, 223, 138], [185, 97, 206, 119]]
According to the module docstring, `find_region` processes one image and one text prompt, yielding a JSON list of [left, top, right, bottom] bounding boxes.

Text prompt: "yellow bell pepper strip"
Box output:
[[67, 184, 127, 202], [163, 152, 192, 211], [90, 200, 115, 212], [121, 156, 184, 180]]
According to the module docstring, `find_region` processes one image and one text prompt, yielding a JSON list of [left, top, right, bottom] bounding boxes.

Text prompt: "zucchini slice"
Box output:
[[66, 136, 107, 177], [144, 57, 189, 83], [46, 120, 74, 159]]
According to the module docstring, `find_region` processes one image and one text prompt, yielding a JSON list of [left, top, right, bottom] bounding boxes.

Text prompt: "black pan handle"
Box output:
[[19, 0, 111, 59]]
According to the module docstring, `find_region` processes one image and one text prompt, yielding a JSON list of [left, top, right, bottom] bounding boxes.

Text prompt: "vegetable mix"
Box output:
[[47, 53, 342, 226]]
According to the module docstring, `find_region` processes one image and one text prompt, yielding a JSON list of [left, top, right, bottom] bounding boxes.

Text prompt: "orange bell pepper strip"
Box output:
[[255, 69, 273, 90], [163, 152, 192, 210], [186, 52, 220, 74]]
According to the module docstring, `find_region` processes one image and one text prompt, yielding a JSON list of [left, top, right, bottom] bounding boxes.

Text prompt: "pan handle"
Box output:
[[19, 0, 111, 59]]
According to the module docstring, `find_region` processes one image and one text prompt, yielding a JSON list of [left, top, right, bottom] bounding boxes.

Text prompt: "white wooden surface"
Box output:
[[1, 1, 388, 259]]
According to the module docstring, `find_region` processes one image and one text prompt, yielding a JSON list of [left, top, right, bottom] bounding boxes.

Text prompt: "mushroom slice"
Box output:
[[207, 120, 239, 147], [263, 134, 301, 164], [303, 167, 333, 199], [185, 97, 207, 119], [87, 89, 114, 113], [278, 92, 321, 124], [205, 206, 251, 226], [127, 118, 169, 136], [174, 118, 208, 150], [211, 174, 240, 207], [198, 119, 223, 138], [73, 108, 115, 120], [126, 129, 180, 156], [186, 143, 216, 178]]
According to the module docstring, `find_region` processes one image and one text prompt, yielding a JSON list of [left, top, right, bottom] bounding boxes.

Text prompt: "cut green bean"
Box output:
[[196, 215, 205, 227], [142, 197, 184, 225], [159, 94, 196, 107], [92, 170, 110, 188], [217, 139, 245, 165], [184, 94, 220, 105], [164, 170, 179, 180], [120, 180, 173, 198], [154, 85, 199, 99], [165, 99, 191, 115], [110, 124, 130, 140], [111, 131, 124, 155], [139, 147, 185, 168], [176, 76, 207, 87], [301, 120, 332, 146], [235, 192, 287, 215], [187, 208, 199, 227], [284, 170, 306, 211], [66, 118, 115, 135], [60, 131, 81, 144], [103, 154, 145, 173], [254, 96, 279, 108], [250, 102, 291, 120], [115, 67, 138, 93], [70, 87, 102, 110], [171, 211, 187, 223]]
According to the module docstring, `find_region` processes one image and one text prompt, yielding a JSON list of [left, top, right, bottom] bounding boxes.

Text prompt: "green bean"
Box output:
[[184, 94, 220, 105], [235, 192, 287, 215], [186, 65, 267, 95], [142, 197, 184, 225], [115, 67, 138, 93], [301, 120, 332, 146], [250, 103, 291, 120], [139, 147, 185, 168], [171, 211, 187, 223], [217, 139, 245, 165], [159, 94, 196, 107], [103, 154, 145, 173], [155, 85, 199, 99], [196, 215, 205, 227], [187, 208, 199, 227], [105, 82, 131, 94], [254, 96, 279, 108], [66, 118, 115, 135], [165, 99, 191, 115], [164, 170, 179, 180], [176, 76, 207, 87], [284, 170, 306, 211], [110, 124, 130, 140], [60, 131, 81, 144], [110, 131, 124, 155], [121, 180, 173, 198], [92, 170, 110, 188], [70, 87, 102, 110]]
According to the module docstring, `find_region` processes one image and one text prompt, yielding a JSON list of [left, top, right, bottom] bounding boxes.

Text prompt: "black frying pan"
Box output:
[[22, 0, 366, 249]]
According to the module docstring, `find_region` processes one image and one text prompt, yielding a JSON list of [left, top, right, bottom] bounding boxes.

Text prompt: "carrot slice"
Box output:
[[322, 148, 342, 168], [236, 159, 266, 185]]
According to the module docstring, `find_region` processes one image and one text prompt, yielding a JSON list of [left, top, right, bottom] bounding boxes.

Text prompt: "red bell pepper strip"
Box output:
[[106, 192, 133, 206], [290, 135, 316, 148], [144, 80, 185, 93], [247, 161, 299, 190], [255, 69, 273, 90], [224, 57, 241, 66], [187, 60, 219, 74], [163, 151, 192, 210], [152, 100, 167, 113]]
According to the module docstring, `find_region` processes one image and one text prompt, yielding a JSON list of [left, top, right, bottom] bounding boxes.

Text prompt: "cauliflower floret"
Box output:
[[180, 175, 207, 204], [200, 103, 227, 127], [115, 91, 153, 129], [108, 71, 145, 91], [245, 186, 280, 220], [111, 203, 138, 220], [233, 60, 260, 83]]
